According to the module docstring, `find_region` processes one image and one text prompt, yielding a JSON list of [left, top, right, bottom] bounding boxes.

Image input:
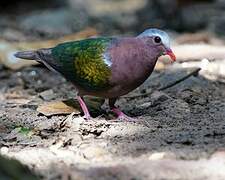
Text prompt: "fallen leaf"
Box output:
[[4, 92, 31, 105], [37, 97, 104, 117], [37, 100, 80, 116]]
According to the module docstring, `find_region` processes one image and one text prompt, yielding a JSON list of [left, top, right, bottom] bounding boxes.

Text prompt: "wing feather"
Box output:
[[51, 38, 113, 91]]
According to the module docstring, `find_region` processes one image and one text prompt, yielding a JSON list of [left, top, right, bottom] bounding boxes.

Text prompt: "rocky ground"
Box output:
[[0, 0, 225, 179]]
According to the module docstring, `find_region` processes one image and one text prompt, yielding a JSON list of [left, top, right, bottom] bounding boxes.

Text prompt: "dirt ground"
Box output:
[[0, 61, 225, 179], [0, 0, 225, 179]]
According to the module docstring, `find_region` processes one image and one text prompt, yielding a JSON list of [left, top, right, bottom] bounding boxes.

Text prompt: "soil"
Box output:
[[0, 0, 225, 179], [0, 63, 225, 179]]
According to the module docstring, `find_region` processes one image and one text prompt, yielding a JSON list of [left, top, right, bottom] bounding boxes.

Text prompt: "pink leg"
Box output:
[[77, 96, 91, 120], [109, 98, 137, 121], [111, 108, 136, 121]]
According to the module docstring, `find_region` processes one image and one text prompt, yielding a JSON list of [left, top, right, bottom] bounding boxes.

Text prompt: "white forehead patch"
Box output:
[[138, 28, 170, 48]]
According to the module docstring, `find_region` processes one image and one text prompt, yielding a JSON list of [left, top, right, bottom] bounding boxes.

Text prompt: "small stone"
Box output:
[[149, 152, 175, 160], [140, 102, 152, 108], [0, 124, 8, 133], [39, 89, 55, 101], [0, 147, 9, 154], [211, 150, 225, 160], [83, 145, 108, 160], [71, 134, 83, 145], [151, 91, 170, 106]]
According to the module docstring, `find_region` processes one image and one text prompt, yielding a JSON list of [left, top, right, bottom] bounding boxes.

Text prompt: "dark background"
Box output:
[[0, 1, 225, 180], [0, 0, 224, 40]]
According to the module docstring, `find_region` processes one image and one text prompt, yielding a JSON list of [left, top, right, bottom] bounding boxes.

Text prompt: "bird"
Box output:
[[14, 28, 176, 121]]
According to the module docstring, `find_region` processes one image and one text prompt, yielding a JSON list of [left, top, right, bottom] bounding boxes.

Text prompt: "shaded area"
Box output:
[[0, 155, 38, 180], [1, 0, 225, 40], [0, 0, 225, 179]]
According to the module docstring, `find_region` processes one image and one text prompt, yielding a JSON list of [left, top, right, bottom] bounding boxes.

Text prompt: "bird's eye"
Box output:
[[154, 36, 161, 44]]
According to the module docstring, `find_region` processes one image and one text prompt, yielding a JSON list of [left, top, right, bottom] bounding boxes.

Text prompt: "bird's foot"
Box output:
[[77, 96, 91, 120], [112, 108, 137, 122]]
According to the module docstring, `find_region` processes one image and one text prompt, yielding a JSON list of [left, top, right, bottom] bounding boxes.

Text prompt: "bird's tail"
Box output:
[[14, 48, 59, 73], [14, 50, 39, 60], [14, 48, 53, 62]]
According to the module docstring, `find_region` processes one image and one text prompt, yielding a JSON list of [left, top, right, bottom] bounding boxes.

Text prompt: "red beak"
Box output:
[[166, 49, 176, 61]]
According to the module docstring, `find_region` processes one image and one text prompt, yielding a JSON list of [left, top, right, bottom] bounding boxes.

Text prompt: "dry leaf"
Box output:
[[37, 97, 104, 116], [37, 100, 81, 116], [4, 92, 31, 105]]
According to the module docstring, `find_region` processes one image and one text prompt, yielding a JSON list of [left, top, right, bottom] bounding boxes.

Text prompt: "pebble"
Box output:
[[149, 152, 176, 160], [82, 145, 108, 160], [39, 89, 55, 101], [0, 147, 9, 154]]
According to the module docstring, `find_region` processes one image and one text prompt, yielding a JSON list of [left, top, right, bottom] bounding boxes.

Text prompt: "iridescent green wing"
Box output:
[[51, 38, 113, 91]]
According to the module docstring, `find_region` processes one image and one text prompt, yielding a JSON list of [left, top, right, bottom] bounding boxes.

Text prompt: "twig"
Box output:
[[158, 68, 201, 91], [122, 91, 153, 99], [122, 68, 201, 99]]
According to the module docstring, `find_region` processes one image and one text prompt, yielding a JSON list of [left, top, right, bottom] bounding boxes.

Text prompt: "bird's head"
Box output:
[[138, 28, 176, 61]]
